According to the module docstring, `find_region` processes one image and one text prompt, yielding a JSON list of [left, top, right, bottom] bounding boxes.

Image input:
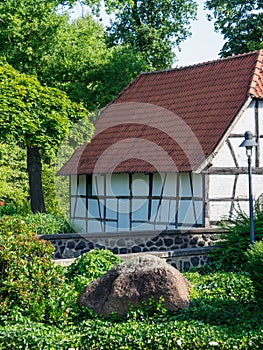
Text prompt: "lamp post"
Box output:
[[239, 131, 257, 245]]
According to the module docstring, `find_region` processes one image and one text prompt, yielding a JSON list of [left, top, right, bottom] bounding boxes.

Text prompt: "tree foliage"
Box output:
[[40, 15, 148, 110], [106, 0, 197, 70], [0, 63, 87, 212], [205, 0, 263, 57], [0, 143, 29, 212], [0, 0, 150, 110], [0, 63, 86, 151], [0, 0, 75, 75]]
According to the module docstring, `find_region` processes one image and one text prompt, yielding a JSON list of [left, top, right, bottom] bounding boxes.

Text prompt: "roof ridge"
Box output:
[[104, 50, 263, 111], [247, 49, 263, 97], [139, 50, 262, 76]]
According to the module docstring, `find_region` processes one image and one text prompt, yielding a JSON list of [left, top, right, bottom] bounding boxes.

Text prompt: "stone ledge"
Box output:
[[53, 246, 218, 270], [39, 228, 222, 241], [119, 246, 217, 260]]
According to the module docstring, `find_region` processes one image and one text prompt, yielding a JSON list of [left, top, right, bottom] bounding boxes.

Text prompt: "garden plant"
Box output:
[[0, 209, 263, 349]]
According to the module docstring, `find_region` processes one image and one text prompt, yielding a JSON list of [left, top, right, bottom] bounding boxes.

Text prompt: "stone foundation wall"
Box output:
[[40, 228, 222, 271]]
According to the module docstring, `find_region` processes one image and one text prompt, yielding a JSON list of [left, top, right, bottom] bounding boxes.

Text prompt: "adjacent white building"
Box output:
[[58, 50, 263, 233]]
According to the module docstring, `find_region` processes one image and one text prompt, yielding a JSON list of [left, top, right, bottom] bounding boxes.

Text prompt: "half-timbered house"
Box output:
[[58, 50, 263, 233]]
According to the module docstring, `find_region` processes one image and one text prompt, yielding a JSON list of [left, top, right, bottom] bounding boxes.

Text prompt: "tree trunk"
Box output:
[[27, 146, 46, 213]]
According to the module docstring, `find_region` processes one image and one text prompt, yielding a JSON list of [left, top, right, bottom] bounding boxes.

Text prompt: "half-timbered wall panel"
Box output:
[[70, 172, 204, 232], [209, 175, 236, 199], [210, 143, 238, 167], [208, 100, 263, 225]]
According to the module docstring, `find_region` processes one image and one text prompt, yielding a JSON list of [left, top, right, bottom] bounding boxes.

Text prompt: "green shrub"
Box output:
[[66, 249, 121, 293], [0, 215, 74, 324], [8, 212, 79, 234], [0, 269, 262, 349], [0, 319, 79, 350], [246, 240, 263, 304], [0, 203, 17, 216], [209, 204, 263, 271]]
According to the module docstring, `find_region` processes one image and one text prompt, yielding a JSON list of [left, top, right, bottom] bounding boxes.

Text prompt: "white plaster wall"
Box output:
[[132, 173, 149, 196], [118, 198, 130, 231], [209, 175, 236, 198], [163, 173, 177, 197], [106, 174, 129, 196], [232, 101, 255, 134], [230, 137, 251, 167], [179, 174, 191, 197], [70, 175, 77, 195], [106, 198, 118, 219], [87, 220, 103, 232], [208, 100, 263, 224], [70, 197, 76, 218], [209, 201, 232, 223], [87, 198, 101, 218], [78, 175, 86, 195], [178, 200, 203, 225], [192, 174, 203, 197], [70, 172, 205, 232], [73, 219, 86, 232], [92, 174, 104, 196], [252, 175, 263, 200], [212, 101, 256, 168], [258, 100, 263, 136], [235, 175, 249, 199], [211, 143, 237, 167]]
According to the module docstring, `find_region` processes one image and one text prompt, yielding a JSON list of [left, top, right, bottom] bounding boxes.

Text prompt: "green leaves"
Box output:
[[65, 249, 121, 292], [0, 63, 87, 151], [246, 240, 263, 303], [0, 62, 88, 213], [205, 0, 263, 56], [0, 0, 68, 75], [106, 0, 197, 69], [207, 204, 263, 271], [0, 215, 75, 324]]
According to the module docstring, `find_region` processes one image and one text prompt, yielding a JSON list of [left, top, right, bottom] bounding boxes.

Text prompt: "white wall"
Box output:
[[70, 172, 204, 232], [209, 100, 263, 224]]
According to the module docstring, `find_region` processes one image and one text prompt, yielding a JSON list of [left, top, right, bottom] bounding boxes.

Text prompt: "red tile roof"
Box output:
[[58, 50, 263, 175]]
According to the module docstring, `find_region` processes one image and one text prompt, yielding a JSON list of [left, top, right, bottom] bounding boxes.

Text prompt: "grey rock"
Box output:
[[77, 255, 190, 318]]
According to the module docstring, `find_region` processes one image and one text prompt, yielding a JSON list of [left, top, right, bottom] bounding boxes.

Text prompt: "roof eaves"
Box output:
[[247, 49, 263, 98]]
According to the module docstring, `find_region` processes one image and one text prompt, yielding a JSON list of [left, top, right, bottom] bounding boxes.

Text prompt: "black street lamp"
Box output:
[[239, 131, 257, 245]]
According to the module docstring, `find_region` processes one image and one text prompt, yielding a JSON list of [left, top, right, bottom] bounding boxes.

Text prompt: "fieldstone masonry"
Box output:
[[40, 228, 222, 271]]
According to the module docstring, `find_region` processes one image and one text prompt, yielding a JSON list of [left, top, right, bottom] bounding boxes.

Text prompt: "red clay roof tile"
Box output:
[[58, 50, 263, 175]]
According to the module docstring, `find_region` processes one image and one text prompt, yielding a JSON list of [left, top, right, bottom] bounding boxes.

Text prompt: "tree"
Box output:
[[105, 0, 197, 70], [39, 15, 147, 109], [0, 0, 78, 75], [205, 0, 263, 57], [34, 15, 149, 110], [0, 143, 29, 212], [0, 63, 87, 213], [0, 0, 149, 110]]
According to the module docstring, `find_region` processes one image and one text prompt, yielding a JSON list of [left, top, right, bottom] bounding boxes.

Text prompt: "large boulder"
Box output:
[[77, 254, 190, 317]]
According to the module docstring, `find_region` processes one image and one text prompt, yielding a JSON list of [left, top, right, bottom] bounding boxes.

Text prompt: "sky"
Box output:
[[72, 0, 225, 68], [175, 0, 225, 66]]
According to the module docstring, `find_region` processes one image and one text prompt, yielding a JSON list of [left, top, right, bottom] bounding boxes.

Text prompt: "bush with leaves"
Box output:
[[0, 267, 262, 349], [15, 212, 80, 234], [208, 204, 263, 271], [0, 216, 74, 324], [0, 212, 79, 234], [65, 249, 121, 293], [246, 240, 263, 304]]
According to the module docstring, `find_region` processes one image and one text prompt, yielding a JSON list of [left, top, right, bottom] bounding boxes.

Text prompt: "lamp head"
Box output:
[[239, 131, 257, 156]]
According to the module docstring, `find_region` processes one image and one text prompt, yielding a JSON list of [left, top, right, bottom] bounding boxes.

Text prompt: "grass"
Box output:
[[0, 268, 262, 349]]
